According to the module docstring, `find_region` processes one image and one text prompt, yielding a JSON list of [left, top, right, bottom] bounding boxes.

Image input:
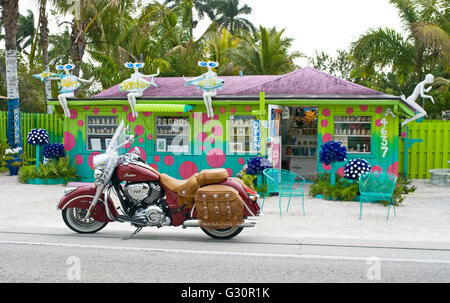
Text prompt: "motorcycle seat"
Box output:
[[159, 168, 229, 194], [197, 168, 229, 187], [160, 173, 199, 195]]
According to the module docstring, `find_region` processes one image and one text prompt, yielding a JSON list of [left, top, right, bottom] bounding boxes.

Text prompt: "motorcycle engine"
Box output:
[[124, 182, 163, 205], [123, 182, 170, 227]]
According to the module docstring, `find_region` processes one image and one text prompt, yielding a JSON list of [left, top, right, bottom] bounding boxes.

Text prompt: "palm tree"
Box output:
[[208, 0, 255, 34], [352, 0, 449, 86], [226, 26, 302, 75], [1, 0, 22, 148], [204, 27, 239, 75], [50, 0, 135, 76], [164, 0, 212, 40]]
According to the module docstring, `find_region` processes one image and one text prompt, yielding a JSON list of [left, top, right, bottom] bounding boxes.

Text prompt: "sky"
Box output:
[[16, 0, 406, 66]]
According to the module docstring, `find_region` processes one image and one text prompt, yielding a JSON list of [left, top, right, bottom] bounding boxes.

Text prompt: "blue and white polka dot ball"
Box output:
[[344, 159, 371, 181]]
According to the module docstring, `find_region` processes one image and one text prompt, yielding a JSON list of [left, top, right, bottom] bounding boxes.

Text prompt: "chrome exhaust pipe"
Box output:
[[182, 219, 256, 229]]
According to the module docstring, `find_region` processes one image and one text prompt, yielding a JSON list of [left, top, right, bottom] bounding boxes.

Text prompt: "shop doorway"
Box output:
[[280, 106, 318, 180]]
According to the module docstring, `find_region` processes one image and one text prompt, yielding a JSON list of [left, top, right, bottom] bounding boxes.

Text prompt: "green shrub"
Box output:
[[309, 172, 359, 201], [18, 157, 77, 184], [310, 172, 416, 205]]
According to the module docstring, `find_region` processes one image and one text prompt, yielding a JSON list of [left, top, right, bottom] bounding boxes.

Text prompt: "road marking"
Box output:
[[1, 240, 450, 265]]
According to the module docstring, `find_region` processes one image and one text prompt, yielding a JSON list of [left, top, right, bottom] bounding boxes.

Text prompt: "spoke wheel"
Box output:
[[62, 208, 108, 234]]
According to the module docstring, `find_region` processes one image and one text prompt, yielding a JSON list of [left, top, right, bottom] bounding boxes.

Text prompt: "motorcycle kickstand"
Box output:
[[123, 226, 143, 240]]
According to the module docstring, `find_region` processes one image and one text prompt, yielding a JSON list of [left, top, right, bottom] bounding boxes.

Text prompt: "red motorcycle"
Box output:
[[57, 120, 261, 239]]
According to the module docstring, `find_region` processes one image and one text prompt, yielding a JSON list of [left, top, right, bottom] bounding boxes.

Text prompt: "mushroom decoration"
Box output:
[[27, 128, 50, 171], [343, 158, 372, 181], [43, 143, 65, 161]]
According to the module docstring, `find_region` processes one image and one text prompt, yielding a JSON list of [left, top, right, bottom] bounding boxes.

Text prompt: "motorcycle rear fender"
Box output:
[[57, 184, 118, 222]]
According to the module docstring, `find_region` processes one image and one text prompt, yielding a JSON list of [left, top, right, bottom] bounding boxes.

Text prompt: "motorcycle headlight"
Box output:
[[93, 154, 109, 168]]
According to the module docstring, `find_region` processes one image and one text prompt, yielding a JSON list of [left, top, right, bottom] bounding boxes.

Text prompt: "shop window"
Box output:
[[334, 116, 371, 154], [228, 115, 259, 154], [86, 116, 118, 151], [155, 116, 189, 153]]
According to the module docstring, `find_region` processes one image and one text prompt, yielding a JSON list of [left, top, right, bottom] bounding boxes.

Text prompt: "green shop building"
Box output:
[[48, 67, 415, 182]]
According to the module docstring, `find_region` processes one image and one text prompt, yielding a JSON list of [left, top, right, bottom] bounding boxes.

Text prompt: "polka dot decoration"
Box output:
[[27, 129, 50, 146], [343, 159, 371, 181]]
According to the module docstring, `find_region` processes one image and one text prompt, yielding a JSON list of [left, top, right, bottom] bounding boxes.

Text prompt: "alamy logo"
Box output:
[[66, 256, 81, 281], [66, 0, 81, 20], [366, 257, 381, 281]]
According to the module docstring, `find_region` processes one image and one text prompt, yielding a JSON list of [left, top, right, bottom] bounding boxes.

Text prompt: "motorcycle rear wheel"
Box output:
[[62, 208, 108, 234], [201, 227, 243, 239]]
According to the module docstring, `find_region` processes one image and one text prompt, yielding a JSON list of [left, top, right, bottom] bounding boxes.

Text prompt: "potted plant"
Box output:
[[3, 146, 25, 176]]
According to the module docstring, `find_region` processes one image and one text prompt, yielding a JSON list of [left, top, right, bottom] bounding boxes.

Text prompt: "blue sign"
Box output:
[[252, 120, 261, 151], [13, 108, 20, 144]]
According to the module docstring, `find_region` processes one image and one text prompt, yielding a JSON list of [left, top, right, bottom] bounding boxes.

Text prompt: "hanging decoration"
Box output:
[[184, 61, 224, 118], [301, 109, 317, 125], [343, 158, 372, 181], [119, 62, 160, 118], [33, 64, 94, 118]]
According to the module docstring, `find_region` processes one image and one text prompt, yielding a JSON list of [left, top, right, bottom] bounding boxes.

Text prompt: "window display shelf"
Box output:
[[334, 115, 372, 154], [86, 115, 117, 151], [155, 115, 190, 153]]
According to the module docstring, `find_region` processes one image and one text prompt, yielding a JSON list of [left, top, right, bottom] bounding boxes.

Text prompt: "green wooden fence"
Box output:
[[0, 111, 63, 163], [399, 120, 450, 179]]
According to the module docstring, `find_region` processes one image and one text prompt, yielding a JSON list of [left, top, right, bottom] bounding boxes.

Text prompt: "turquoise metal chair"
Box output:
[[358, 171, 397, 220], [261, 168, 305, 217]]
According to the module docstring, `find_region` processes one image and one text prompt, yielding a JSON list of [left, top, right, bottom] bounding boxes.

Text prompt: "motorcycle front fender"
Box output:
[[57, 184, 118, 222]]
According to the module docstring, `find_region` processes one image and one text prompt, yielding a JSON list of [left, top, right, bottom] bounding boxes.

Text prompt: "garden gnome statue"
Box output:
[[401, 74, 435, 126], [119, 62, 160, 118], [184, 61, 224, 118], [33, 64, 94, 118]]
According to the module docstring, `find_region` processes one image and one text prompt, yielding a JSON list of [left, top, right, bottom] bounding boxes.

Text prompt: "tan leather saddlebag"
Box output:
[[194, 185, 244, 229]]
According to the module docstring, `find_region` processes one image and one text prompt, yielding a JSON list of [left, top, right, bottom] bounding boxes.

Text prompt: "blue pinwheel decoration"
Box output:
[[319, 141, 347, 186], [246, 156, 273, 176]]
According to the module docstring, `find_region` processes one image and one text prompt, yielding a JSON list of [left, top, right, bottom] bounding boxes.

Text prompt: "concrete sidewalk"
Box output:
[[0, 175, 449, 243]]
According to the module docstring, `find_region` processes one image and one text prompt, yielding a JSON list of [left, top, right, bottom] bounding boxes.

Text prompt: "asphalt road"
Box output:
[[1, 225, 450, 284]]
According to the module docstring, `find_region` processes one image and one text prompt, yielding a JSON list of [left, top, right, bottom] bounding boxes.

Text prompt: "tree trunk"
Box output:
[[1, 0, 22, 148], [39, 0, 52, 113], [70, 20, 86, 77]]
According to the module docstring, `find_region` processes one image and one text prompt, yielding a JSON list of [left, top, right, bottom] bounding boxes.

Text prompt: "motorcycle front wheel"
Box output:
[[62, 208, 108, 234], [201, 227, 243, 239]]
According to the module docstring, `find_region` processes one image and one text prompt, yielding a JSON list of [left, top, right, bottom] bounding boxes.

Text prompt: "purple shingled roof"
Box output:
[[94, 67, 384, 98]]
